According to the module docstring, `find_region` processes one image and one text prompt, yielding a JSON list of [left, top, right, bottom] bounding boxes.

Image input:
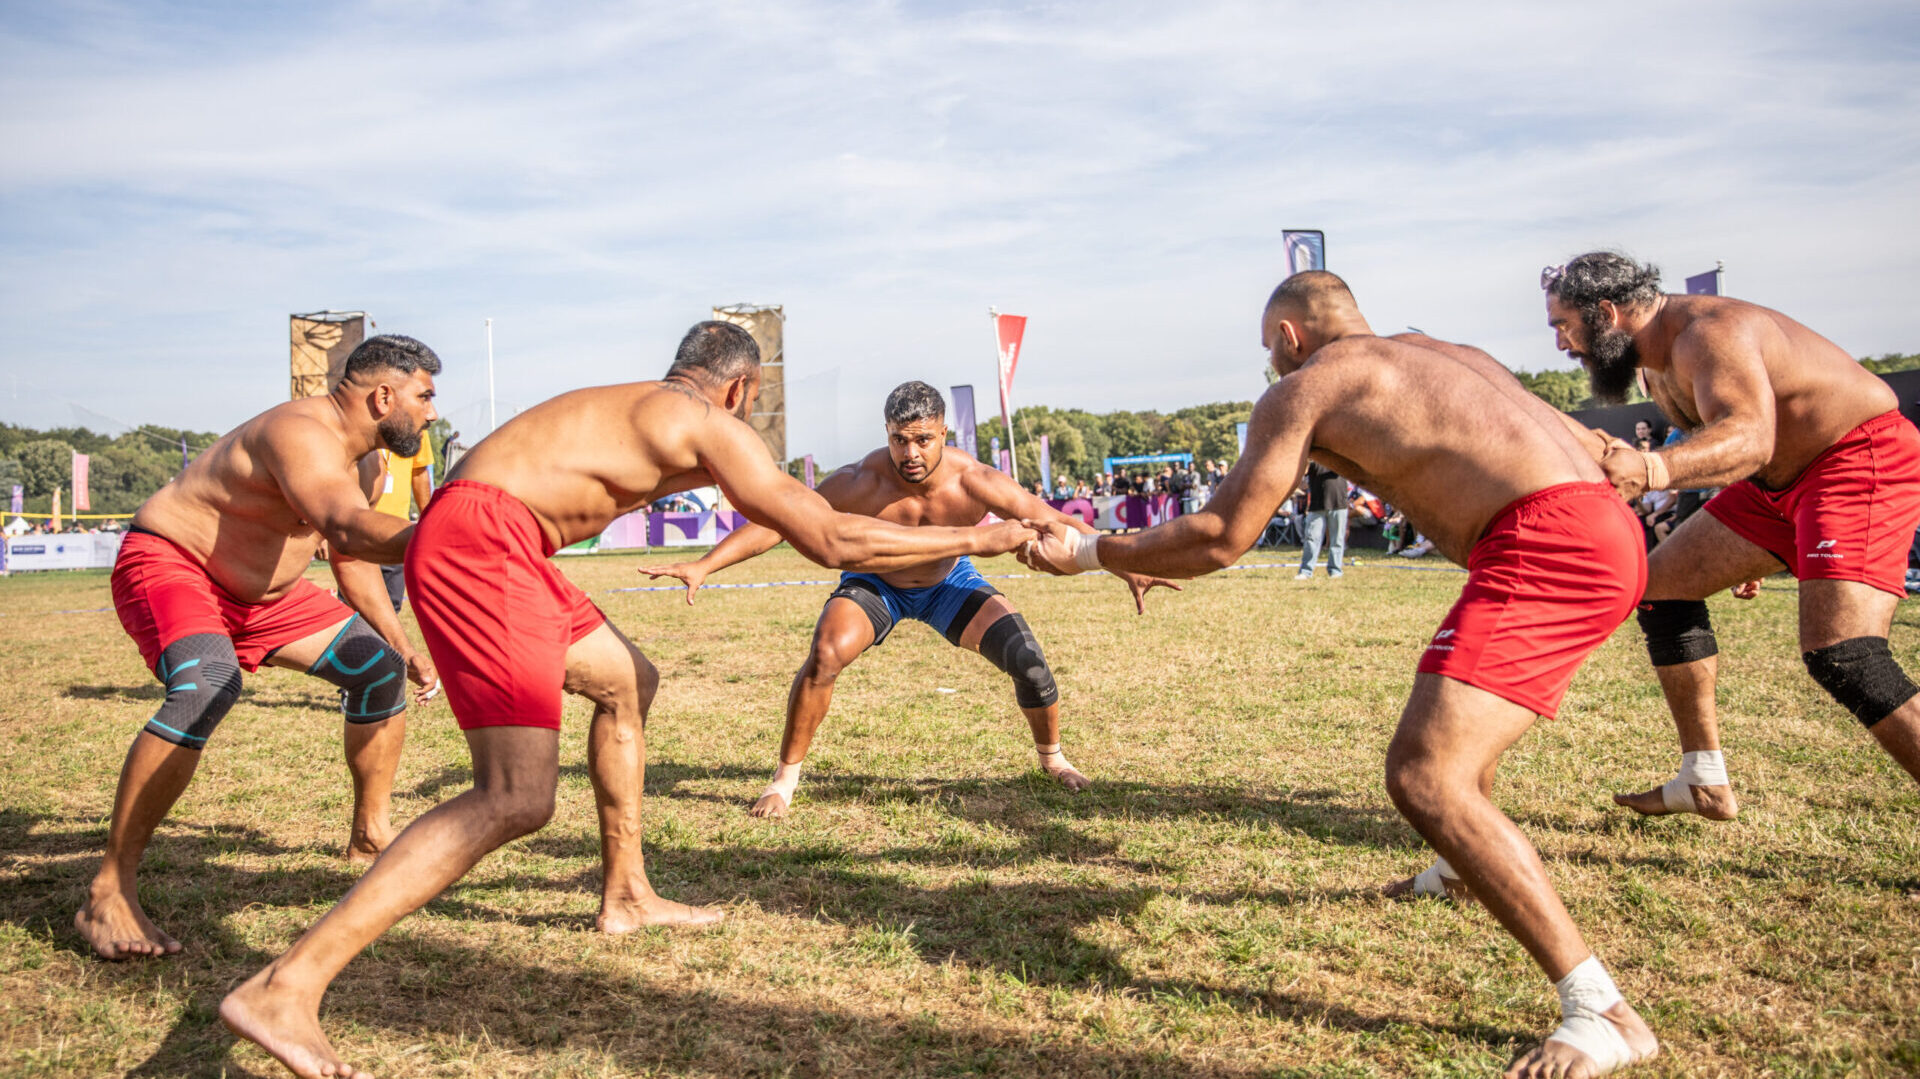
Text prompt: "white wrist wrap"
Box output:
[[1545, 956, 1635, 1071], [1660, 749, 1728, 813], [1069, 530, 1104, 573]]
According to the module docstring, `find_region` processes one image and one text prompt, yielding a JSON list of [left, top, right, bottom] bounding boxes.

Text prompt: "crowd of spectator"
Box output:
[[1038, 458, 1238, 511]]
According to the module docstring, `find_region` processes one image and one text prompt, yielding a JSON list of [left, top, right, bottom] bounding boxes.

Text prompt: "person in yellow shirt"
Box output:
[[373, 442, 434, 611]]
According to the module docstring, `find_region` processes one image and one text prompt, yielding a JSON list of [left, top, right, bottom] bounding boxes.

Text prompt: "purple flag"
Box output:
[[804, 454, 816, 489], [1038, 434, 1053, 494], [950, 384, 977, 460], [9, 485, 20, 514], [1685, 267, 1722, 295], [999, 449, 1014, 476], [1283, 229, 1326, 275], [179, 435, 189, 471]]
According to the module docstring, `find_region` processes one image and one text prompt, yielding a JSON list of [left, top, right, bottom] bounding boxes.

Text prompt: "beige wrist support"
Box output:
[[1642, 449, 1671, 492]]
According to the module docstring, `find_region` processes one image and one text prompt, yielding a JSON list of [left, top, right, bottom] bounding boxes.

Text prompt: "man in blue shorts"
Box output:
[[641, 381, 1176, 816]]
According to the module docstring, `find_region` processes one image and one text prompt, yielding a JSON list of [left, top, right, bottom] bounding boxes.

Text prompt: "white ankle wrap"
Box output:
[[1410, 856, 1461, 896], [761, 761, 802, 804], [1545, 956, 1636, 1072], [1036, 742, 1075, 771], [1659, 749, 1728, 813]]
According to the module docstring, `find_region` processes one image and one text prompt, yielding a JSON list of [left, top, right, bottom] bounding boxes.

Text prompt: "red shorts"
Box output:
[[1703, 410, 1920, 598], [111, 529, 353, 674], [1417, 482, 1647, 718], [405, 481, 606, 730]]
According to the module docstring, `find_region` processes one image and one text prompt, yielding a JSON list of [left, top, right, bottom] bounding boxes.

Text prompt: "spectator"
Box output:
[[1074, 479, 1092, 500], [1297, 462, 1351, 579]]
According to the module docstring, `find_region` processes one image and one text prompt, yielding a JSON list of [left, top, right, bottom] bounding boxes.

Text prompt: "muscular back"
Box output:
[[133, 398, 381, 604], [813, 447, 1007, 587], [1641, 296, 1894, 488], [449, 381, 758, 550], [1279, 336, 1604, 564]]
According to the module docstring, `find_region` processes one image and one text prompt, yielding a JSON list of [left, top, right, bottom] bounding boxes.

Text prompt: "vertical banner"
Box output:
[[950, 385, 978, 460], [1038, 434, 1053, 495], [990, 436, 1002, 472], [1685, 264, 1723, 295], [180, 435, 190, 471], [991, 310, 1026, 482], [72, 452, 91, 513], [1000, 450, 1014, 476], [10, 485, 22, 514], [1283, 230, 1326, 276], [804, 454, 816, 489], [51, 488, 62, 531], [1236, 422, 1250, 459]]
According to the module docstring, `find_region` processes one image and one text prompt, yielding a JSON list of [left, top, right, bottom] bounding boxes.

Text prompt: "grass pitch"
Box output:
[[2, 547, 1917, 1077]]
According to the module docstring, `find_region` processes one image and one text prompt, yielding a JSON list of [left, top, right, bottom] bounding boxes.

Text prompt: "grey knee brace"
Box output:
[[308, 616, 408, 723], [1636, 600, 1718, 667], [144, 633, 244, 748], [977, 614, 1059, 709], [1804, 637, 1918, 729]]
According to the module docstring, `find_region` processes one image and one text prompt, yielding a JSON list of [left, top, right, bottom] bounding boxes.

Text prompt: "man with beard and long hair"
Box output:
[[639, 380, 1177, 817], [76, 335, 445, 961], [1544, 252, 1920, 821], [221, 327, 1039, 1079]]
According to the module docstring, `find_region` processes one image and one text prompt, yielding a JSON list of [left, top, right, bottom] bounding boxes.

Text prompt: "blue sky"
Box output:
[[3, 1, 1916, 465]]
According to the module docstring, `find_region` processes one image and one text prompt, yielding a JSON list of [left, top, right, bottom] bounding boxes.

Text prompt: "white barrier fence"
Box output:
[[2, 531, 123, 573]]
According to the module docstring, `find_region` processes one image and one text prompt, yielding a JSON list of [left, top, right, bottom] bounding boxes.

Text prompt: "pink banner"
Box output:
[[72, 452, 90, 512], [804, 454, 816, 489], [994, 313, 1026, 429]]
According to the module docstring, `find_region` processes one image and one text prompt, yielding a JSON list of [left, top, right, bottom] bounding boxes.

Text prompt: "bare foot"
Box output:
[[1505, 1000, 1658, 1077], [221, 967, 359, 1078], [75, 885, 182, 960], [598, 892, 725, 934], [1044, 761, 1091, 792], [748, 791, 791, 818], [1613, 782, 1738, 820], [1382, 871, 1477, 904], [344, 822, 396, 866]]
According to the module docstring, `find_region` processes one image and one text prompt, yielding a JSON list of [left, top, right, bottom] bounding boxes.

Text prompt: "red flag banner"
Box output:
[[72, 452, 91, 512], [994, 314, 1027, 428]]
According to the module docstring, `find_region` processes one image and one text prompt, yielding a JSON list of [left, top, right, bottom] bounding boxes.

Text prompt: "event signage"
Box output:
[[1283, 230, 1326, 275], [993, 313, 1026, 429], [9, 486, 19, 514], [804, 454, 816, 489], [72, 452, 91, 512], [1236, 422, 1249, 458], [4, 531, 122, 572], [1038, 434, 1053, 495], [1685, 265, 1723, 295], [950, 384, 978, 460]]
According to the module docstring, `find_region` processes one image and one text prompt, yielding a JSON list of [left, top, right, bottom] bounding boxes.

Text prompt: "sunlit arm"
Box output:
[[1655, 323, 1775, 489]]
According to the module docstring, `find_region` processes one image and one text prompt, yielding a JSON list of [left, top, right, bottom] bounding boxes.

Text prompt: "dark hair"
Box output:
[[1265, 270, 1354, 315], [884, 381, 945, 426], [342, 334, 442, 381], [666, 321, 761, 384], [1544, 252, 1662, 312]]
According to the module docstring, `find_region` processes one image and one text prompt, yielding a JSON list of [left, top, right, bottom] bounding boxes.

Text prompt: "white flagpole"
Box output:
[[485, 318, 497, 435], [988, 307, 1018, 483]]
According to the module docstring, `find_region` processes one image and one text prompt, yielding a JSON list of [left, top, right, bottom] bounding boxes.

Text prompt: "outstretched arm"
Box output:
[[969, 467, 1181, 612], [698, 419, 1033, 570], [262, 420, 412, 563], [1025, 380, 1314, 578], [638, 468, 868, 601]]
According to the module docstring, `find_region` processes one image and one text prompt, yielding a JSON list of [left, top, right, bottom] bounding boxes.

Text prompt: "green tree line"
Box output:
[[0, 423, 219, 516]]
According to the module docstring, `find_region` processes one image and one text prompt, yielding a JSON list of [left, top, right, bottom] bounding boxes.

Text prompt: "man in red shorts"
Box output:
[[76, 335, 444, 961], [1543, 252, 1920, 820], [1022, 273, 1659, 1076], [221, 321, 1036, 1079]]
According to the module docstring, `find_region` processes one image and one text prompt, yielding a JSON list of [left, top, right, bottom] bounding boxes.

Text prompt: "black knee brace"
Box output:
[[144, 633, 244, 748], [976, 614, 1059, 709], [307, 616, 408, 723], [1636, 599, 1718, 667], [1804, 637, 1919, 729]]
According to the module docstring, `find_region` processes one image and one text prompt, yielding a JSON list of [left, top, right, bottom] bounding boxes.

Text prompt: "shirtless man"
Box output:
[[220, 322, 1036, 1079], [75, 335, 443, 961], [641, 380, 1174, 817], [1022, 273, 1657, 1076], [1540, 252, 1920, 819]]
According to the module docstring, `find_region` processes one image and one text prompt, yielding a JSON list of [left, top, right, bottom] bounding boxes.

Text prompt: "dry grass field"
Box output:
[[3, 546, 1918, 1077]]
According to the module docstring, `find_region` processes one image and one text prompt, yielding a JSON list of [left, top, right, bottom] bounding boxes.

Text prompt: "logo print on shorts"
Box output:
[[1815, 539, 1837, 549]]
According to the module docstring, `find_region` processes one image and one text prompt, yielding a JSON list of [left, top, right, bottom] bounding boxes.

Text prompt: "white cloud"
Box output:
[[1, 0, 1916, 459]]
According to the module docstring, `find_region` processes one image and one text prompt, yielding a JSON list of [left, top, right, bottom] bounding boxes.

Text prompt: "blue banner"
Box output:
[[950, 384, 978, 460]]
